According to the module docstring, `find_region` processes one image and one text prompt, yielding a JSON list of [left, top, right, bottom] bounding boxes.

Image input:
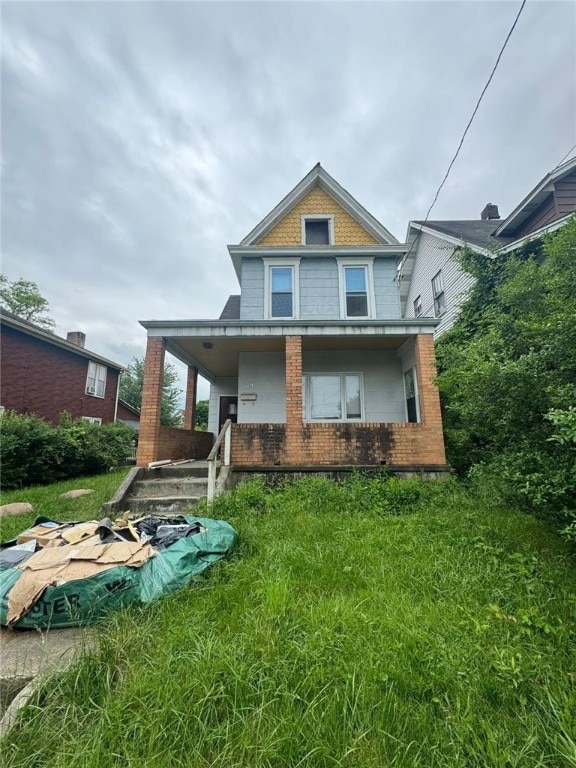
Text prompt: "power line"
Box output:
[[553, 142, 576, 169], [399, 0, 527, 277]]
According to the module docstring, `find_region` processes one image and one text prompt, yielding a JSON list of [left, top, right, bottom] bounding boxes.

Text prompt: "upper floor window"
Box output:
[[302, 215, 334, 245], [86, 362, 106, 397], [432, 270, 446, 316], [336, 258, 375, 319], [263, 258, 300, 319], [413, 295, 422, 317]]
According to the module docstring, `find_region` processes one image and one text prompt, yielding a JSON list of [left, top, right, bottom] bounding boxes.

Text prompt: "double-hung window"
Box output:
[[263, 258, 300, 319], [86, 362, 107, 397], [403, 368, 419, 423], [432, 271, 446, 317], [413, 295, 422, 317], [337, 258, 375, 319], [303, 373, 363, 421]]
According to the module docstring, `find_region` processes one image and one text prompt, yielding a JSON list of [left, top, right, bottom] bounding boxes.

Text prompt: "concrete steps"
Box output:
[[123, 463, 211, 514]]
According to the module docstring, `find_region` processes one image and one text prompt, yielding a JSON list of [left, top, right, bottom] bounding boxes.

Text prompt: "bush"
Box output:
[[0, 411, 135, 489]]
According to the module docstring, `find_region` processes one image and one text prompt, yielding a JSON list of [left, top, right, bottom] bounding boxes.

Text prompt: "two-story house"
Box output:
[[0, 308, 127, 425], [400, 155, 576, 336], [137, 164, 447, 471]]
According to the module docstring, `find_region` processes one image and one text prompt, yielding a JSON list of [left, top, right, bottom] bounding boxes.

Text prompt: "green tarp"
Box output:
[[0, 516, 236, 629]]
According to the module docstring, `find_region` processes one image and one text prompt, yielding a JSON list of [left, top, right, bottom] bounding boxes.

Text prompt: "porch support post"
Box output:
[[183, 365, 198, 431], [414, 334, 446, 464], [136, 336, 166, 466], [284, 335, 303, 464]]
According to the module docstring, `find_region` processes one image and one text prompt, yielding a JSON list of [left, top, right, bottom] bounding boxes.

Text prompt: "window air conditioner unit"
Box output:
[[86, 386, 96, 395]]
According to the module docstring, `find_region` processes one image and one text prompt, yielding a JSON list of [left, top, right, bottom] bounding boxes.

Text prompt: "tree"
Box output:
[[119, 357, 183, 427], [195, 400, 209, 430], [436, 218, 576, 524], [0, 275, 55, 330]]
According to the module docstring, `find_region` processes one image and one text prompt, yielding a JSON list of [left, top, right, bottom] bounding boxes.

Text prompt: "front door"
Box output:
[[219, 396, 238, 431]]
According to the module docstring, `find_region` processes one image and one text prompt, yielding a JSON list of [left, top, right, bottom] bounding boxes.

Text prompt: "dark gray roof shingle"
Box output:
[[414, 220, 516, 251], [219, 295, 241, 320]]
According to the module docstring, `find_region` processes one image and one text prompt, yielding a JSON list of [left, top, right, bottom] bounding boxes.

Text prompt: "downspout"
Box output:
[[114, 370, 122, 422]]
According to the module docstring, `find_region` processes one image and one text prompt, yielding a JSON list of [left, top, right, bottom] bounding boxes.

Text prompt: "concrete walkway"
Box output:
[[0, 625, 94, 732]]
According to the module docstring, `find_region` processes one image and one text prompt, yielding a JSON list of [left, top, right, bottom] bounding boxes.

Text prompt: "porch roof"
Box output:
[[139, 319, 438, 381]]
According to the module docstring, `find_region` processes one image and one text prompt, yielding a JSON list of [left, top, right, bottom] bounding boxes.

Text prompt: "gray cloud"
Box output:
[[2, 1, 575, 400]]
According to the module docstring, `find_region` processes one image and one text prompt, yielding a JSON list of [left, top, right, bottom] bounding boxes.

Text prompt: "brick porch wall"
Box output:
[[156, 427, 213, 463]]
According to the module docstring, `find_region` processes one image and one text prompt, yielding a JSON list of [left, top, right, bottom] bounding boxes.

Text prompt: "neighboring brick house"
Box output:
[[116, 399, 141, 431], [137, 164, 448, 471], [0, 308, 124, 425], [400, 156, 576, 336]]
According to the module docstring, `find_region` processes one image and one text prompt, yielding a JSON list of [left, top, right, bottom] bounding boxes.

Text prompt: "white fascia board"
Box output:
[[498, 213, 574, 254], [238, 164, 399, 246], [141, 319, 439, 337]]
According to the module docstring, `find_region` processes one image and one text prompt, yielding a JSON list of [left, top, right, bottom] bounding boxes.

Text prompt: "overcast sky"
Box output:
[[2, 0, 575, 400]]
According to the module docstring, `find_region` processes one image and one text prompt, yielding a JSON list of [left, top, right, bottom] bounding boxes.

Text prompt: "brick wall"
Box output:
[[156, 427, 213, 462], [257, 186, 379, 246], [231, 422, 447, 467], [116, 400, 140, 423], [0, 325, 119, 424]]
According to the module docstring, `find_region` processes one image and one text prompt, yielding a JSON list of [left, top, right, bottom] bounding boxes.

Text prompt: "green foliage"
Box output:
[[119, 356, 183, 427], [0, 411, 135, 489], [195, 399, 209, 430], [0, 274, 55, 330], [436, 219, 576, 528]]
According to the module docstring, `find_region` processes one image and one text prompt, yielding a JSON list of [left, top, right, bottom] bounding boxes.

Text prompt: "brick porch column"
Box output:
[[136, 336, 166, 466], [284, 335, 303, 464], [414, 334, 446, 464], [183, 365, 198, 430]]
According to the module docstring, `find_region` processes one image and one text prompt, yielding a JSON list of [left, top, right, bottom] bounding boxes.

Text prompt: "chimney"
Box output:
[[481, 203, 500, 220], [67, 331, 86, 348]]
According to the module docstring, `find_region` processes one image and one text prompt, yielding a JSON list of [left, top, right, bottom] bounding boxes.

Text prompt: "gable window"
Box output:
[[432, 271, 446, 316], [403, 368, 419, 423], [337, 258, 375, 319], [263, 258, 300, 320], [302, 215, 334, 245], [413, 295, 422, 317], [86, 362, 107, 397], [303, 373, 363, 421]]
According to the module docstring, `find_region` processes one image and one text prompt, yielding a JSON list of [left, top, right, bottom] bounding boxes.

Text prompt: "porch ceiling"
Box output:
[[166, 334, 411, 379]]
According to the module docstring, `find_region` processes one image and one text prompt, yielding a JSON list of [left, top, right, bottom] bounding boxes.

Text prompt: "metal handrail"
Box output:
[[207, 419, 232, 504]]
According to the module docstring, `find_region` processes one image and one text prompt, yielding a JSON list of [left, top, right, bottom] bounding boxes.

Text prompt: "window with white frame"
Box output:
[[302, 215, 333, 245], [263, 258, 300, 319], [86, 362, 107, 397], [432, 271, 446, 317], [413, 295, 422, 317], [81, 416, 102, 425], [403, 368, 419, 423], [337, 258, 375, 319], [303, 373, 363, 421]]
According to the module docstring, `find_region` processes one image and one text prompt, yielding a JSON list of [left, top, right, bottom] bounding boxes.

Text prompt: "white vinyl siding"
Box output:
[[404, 231, 476, 337], [86, 362, 107, 397]]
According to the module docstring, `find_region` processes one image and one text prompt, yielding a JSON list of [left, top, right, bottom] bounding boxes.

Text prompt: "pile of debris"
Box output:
[[0, 513, 237, 629]]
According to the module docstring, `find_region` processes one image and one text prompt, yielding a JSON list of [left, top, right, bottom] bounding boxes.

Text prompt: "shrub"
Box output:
[[0, 411, 135, 489]]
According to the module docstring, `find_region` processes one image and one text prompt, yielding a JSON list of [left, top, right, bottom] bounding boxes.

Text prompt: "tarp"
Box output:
[[0, 515, 236, 629]]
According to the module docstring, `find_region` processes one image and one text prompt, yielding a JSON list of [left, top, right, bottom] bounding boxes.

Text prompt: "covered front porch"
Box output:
[[136, 320, 447, 470]]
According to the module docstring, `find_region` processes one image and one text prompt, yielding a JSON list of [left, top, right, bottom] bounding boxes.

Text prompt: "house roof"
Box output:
[[239, 163, 399, 247], [118, 398, 141, 417], [219, 295, 241, 320], [0, 307, 125, 371], [410, 220, 515, 252], [495, 155, 576, 236]]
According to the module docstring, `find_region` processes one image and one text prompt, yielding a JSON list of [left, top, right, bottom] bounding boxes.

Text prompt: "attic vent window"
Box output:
[[302, 215, 333, 245]]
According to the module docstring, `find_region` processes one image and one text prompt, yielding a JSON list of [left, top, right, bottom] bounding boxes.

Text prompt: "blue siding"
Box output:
[[300, 258, 340, 320], [239, 258, 264, 320], [374, 259, 401, 319]]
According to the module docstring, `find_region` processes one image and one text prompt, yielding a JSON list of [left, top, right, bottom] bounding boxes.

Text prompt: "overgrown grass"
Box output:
[[2, 474, 576, 767], [0, 469, 128, 542]]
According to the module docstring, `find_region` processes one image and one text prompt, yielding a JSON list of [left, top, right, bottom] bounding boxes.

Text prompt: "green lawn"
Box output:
[[0, 470, 128, 542], [1, 474, 576, 767]]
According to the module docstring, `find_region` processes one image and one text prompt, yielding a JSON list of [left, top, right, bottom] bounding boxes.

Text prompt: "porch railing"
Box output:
[[207, 419, 232, 505]]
